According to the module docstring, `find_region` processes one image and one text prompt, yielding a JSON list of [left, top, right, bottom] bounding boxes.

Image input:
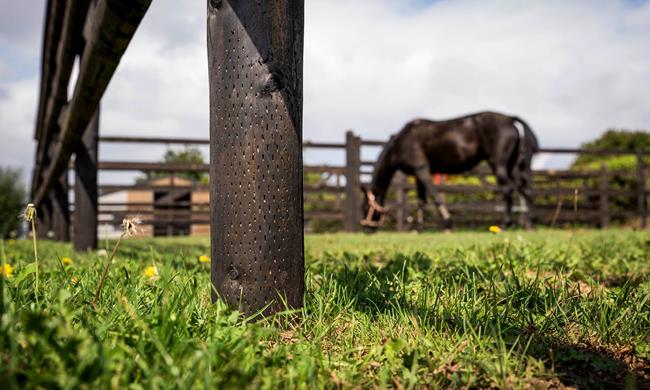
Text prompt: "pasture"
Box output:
[[1, 229, 649, 388]]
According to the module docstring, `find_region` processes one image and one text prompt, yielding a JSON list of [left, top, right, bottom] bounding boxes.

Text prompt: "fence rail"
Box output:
[[81, 134, 648, 236]]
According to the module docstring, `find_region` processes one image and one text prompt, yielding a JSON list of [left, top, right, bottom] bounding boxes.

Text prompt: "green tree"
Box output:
[[0, 167, 26, 238], [138, 146, 207, 183], [572, 129, 650, 170]]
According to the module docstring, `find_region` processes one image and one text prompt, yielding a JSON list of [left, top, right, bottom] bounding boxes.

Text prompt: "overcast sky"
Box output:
[[1, 0, 649, 185]]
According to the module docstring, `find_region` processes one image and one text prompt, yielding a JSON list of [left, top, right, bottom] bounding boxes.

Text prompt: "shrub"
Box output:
[[0, 167, 26, 238]]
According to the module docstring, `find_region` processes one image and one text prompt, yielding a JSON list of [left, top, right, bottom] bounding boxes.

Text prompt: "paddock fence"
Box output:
[[70, 132, 649, 237]]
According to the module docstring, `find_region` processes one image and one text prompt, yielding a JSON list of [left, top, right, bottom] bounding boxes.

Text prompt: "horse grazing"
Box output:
[[361, 111, 539, 231]]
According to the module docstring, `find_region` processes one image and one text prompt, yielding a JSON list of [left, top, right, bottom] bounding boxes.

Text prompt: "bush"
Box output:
[[0, 167, 26, 238]]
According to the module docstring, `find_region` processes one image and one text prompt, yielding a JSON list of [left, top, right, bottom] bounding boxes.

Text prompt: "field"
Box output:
[[1, 229, 649, 389]]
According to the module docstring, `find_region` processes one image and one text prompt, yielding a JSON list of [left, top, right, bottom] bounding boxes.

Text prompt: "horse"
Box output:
[[360, 111, 539, 231]]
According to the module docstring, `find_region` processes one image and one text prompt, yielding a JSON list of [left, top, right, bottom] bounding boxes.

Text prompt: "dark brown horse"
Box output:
[[361, 111, 539, 230]]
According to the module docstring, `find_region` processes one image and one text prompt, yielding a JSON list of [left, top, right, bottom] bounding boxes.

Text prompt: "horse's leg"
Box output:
[[515, 165, 535, 229], [413, 167, 452, 231], [416, 178, 427, 232], [494, 164, 515, 228]]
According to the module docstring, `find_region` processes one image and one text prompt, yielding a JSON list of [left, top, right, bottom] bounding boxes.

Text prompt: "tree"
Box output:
[[0, 167, 26, 238], [138, 146, 207, 183], [572, 129, 650, 170]]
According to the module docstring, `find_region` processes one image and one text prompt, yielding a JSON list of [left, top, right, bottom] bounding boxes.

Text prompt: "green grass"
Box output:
[[1, 229, 649, 388]]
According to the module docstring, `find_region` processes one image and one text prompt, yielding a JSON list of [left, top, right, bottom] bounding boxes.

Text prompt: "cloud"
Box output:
[[1, 0, 650, 182], [0, 77, 38, 180]]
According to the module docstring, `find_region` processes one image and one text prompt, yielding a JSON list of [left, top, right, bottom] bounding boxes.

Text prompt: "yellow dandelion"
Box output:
[[62, 257, 73, 266], [144, 265, 159, 280], [70, 276, 79, 287], [2, 263, 14, 278], [489, 225, 502, 234], [198, 255, 210, 264]]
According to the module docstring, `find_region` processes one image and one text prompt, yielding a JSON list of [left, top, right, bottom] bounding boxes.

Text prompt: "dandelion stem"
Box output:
[[31, 218, 39, 301], [92, 233, 124, 308]]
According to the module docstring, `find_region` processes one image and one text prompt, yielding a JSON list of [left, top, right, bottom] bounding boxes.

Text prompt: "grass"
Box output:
[[1, 229, 649, 388]]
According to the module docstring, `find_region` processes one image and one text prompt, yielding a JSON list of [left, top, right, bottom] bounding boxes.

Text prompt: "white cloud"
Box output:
[[0, 77, 38, 181], [1, 0, 650, 181]]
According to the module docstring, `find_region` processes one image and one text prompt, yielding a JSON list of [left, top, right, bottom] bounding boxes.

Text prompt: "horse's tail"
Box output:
[[512, 116, 539, 168]]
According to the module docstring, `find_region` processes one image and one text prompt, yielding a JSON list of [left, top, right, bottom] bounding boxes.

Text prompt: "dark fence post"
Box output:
[[51, 171, 70, 242], [207, 0, 305, 315], [598, 164, 610, 229], [37, 200, 53, 239], [637, 149, 647, 229], [345, 131, 361, 231], [74, 107, 99, 251]]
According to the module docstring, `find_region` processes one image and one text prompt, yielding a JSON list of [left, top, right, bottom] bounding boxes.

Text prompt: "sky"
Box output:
[[1, 0, 649, 185]]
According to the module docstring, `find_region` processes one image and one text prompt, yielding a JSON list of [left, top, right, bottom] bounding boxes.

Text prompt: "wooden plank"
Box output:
[[99, 185, 210, 194], [208, 0, 305, 315], [360, 139, 386, 146], [302, 141, 346, 149], [98, 161, 210, 172], [537, 147, 645, 155], [33, 0, 91, 192], [33, 0, 152, 207], [100, 136, 209, 145], [34, 0, 66, 143], [303, 165, 346, 174]]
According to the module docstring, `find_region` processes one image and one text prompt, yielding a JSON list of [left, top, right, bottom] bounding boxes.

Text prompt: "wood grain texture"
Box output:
[[207, 0, 305, 315]]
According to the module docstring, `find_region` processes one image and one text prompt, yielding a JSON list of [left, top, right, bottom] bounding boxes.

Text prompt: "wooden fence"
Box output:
[[88, 133, 648, 236]]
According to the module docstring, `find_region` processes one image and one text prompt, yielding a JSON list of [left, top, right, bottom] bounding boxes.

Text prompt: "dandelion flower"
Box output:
[[22, 203, 36, 222], [122, 217, 141, 237], [144, 265, 159, 280], [62, 257, 73, 266], [489, 225, 502, 234], [199, 255, 210, 264], [1, 263, 14, 278], [70, 276, 79, 287]]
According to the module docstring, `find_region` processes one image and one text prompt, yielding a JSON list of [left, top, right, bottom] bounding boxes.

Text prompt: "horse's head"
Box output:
[[360, 186, 388, 232]]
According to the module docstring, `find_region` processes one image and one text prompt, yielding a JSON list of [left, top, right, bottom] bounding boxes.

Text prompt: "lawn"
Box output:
[[1, 229, 649, 388]]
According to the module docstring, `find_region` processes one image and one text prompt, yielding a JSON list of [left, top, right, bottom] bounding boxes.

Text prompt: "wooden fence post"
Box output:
[[637, 149, 647, 229], [598, 164, 610, 229], [51, 171, 70, 242], [74, 107, 99, 251], [345, 130, 361, 231], [207, 0, 304, 315], [37, 200, 53, 239]]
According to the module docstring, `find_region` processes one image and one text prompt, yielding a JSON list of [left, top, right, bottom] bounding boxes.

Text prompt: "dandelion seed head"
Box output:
[[23, 203, 37, 222], [122, 217, 141, 237]]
